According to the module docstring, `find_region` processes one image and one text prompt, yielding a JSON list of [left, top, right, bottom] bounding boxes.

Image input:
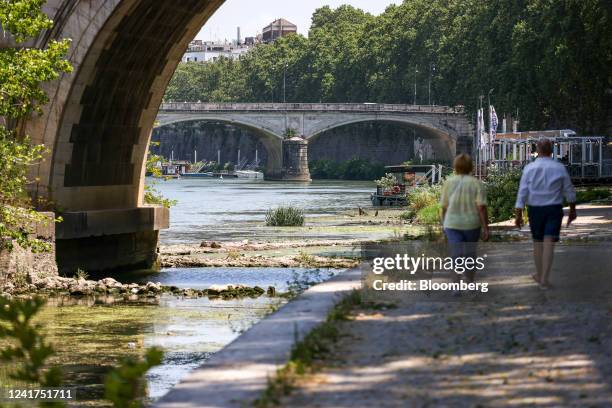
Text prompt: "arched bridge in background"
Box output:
[[156, 103, 473, 180], [15, 0, 473, 274]]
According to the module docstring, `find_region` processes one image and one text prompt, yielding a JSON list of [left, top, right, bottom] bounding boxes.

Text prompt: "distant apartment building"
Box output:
[[182, 40, 251, 63], [262, 18, 297, 43], [244, 36, 257, 46]]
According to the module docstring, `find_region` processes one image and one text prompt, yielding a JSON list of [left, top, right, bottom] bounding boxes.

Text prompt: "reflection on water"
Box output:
[[151, 178, 374, 244]]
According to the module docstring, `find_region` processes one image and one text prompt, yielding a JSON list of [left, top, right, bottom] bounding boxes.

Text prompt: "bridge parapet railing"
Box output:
[[159, 102, 463, 114]]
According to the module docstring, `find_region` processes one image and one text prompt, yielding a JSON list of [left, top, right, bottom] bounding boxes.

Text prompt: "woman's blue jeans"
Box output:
[[444, 227, 481, 281]]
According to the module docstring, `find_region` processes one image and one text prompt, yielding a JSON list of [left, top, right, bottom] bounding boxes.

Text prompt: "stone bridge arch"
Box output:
[[22, 0, 227, 273]]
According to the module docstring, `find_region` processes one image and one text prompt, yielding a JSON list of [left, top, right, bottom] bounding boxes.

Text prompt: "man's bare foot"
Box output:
[[531, 274, 540, 284]]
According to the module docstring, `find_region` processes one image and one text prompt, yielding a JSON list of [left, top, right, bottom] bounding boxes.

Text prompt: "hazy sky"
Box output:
[[196, 0, 401, 42]]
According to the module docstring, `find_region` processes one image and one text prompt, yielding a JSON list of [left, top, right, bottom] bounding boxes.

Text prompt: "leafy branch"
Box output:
[[0, 0, 72, 252]]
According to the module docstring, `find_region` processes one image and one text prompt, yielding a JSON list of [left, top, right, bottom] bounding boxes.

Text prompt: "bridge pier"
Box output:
[[55, 207, 169, 274], [271, 137, 311, 182]]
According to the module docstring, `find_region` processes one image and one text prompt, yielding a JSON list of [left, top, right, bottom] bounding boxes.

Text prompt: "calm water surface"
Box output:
[[152, 178, 374, 244]]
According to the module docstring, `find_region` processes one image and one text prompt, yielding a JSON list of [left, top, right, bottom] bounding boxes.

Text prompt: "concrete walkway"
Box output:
[[154, 268, 361, 408], [281, 206, 612, 407]]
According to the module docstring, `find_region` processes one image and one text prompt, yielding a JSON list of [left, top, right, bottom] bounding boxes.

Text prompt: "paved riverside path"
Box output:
[[281, 205, 612, 407], [492, 204, 612, 241]]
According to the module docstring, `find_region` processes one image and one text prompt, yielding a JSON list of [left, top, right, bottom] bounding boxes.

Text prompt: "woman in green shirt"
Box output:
[[440, 154, 489, 282]]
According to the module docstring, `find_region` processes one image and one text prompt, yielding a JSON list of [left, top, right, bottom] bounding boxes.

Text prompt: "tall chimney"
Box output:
[[237, 26, 241, 45]]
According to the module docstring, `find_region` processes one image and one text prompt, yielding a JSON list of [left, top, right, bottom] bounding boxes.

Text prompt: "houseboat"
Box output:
[[371, 164, 444, 206]]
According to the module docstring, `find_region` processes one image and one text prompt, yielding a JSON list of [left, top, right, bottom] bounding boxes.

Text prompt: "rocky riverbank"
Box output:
[[0, 275, 273, 300], [161, 238, 366, 256], [160, 239, 363, 268]]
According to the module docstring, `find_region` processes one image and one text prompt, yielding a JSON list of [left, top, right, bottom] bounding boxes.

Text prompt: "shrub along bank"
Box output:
[[401, 169, 609, 228], [401, 169, 521, 226]]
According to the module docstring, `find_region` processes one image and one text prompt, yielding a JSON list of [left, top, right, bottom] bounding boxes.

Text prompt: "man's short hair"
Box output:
[[537, 139, 553, 156], [454, 153, 473, 175]]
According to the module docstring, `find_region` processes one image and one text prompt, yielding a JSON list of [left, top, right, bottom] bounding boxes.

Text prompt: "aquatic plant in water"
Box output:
[[265, 206, 305, 227]]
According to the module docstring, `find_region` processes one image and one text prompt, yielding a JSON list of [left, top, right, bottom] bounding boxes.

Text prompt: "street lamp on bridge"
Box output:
[[429, 63, 436, 106], [283, 62, 288, 104], [414, 65, 419, 105]]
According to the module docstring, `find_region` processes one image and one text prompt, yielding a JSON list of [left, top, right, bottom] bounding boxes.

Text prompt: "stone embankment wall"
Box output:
[[0, 212, 58, 288]]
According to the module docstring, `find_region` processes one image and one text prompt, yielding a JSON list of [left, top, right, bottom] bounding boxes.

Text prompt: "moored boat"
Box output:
[[371, 164, 444, 207], [234, 170, 264, 179]]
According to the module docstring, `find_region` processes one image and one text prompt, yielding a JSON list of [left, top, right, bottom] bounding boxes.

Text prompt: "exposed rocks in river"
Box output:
[[162, 239, 365, 256], [0, 275, 272, 301], [201, 241, 222, 249], [160, 239, 362, 269], [161, 254, 358, 269]]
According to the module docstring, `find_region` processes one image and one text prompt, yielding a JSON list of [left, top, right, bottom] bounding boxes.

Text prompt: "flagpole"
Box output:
[[475, 108, 479, 177], [478, 95, 484, 177], [474, 110, 480, 177], [489, 104, 492, 166], [487, 89, 494, 168]]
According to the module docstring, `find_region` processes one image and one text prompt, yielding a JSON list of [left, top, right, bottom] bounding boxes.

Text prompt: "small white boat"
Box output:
[[234, 170, 264, 179]]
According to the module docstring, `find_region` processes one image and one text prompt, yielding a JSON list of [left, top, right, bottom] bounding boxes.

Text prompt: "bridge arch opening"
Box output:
[[308, 119, 456, 165], [153, 120, 282, 176]]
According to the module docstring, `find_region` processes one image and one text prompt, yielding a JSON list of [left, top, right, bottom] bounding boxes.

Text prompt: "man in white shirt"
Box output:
[[515, 139, 577, 289]]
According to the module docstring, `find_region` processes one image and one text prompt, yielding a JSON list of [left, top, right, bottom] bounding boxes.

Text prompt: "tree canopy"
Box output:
[[165, 0, 611, 134], [0, 0, 72, 251]]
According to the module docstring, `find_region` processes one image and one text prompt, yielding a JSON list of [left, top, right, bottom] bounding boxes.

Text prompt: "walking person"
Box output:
[[515, 139, 577, 290], [440, 154, 489, 283]]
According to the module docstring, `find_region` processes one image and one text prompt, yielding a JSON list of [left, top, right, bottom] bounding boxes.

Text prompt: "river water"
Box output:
[[155, 178, 374, 244], [2, 180, 372, 406]]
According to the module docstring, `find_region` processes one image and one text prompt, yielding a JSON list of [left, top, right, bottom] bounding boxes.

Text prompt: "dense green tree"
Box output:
[[309, 158, 386, 180], [164, 0, 611, 134], [0, 0, 72, 252]]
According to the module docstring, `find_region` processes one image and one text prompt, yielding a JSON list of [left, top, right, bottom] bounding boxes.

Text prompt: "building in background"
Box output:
[[183, 39, 251, 63], [262, 18, 297, 43], [244, 36, 257, 46]]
